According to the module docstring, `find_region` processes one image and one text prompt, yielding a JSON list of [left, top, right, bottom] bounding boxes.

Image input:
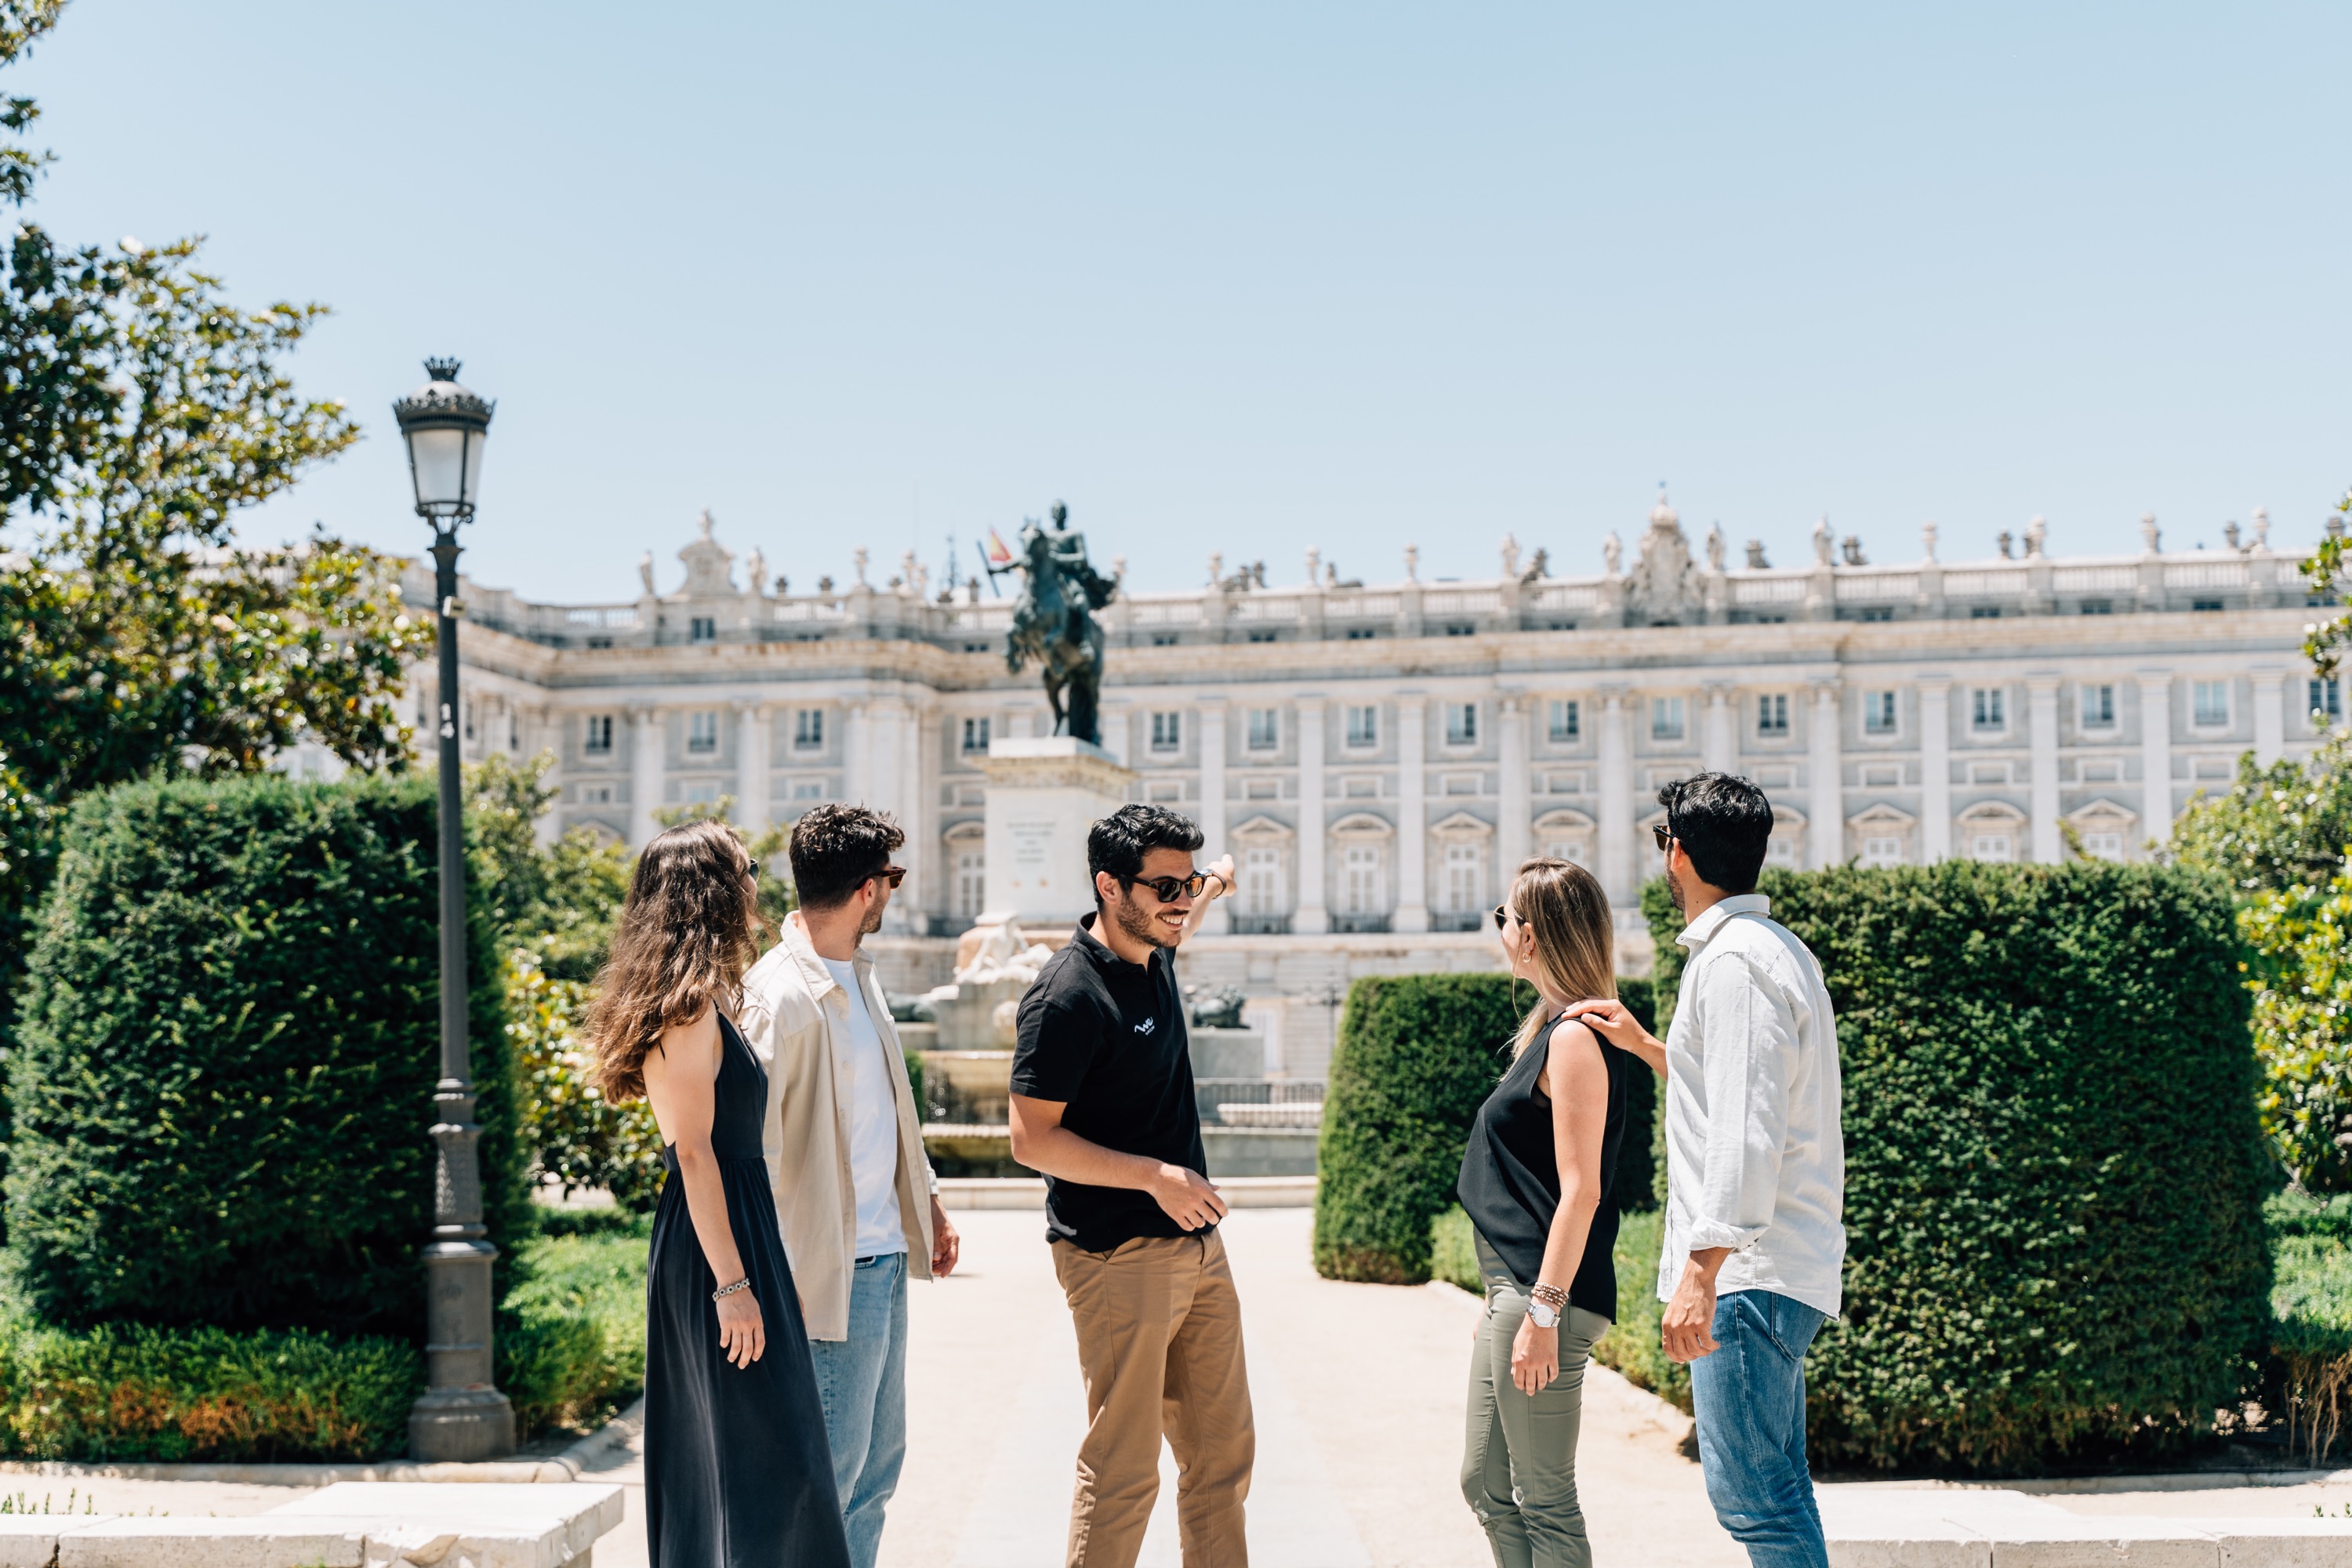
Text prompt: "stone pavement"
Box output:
[[14, 1205, 2352, 1564]]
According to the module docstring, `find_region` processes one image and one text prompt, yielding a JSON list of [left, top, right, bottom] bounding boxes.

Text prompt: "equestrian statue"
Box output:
[[987, 501, 1120, 746]]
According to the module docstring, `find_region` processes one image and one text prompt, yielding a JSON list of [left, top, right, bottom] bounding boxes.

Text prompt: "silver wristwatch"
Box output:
[[1526, 1298, 1561, 1330]]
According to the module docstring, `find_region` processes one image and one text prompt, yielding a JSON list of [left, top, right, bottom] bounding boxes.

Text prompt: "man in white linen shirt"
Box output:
[[739, 804, 961, 1568], [1569, 772, 1845, 1568]]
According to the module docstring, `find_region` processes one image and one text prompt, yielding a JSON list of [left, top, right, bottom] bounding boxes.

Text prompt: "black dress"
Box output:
[[644, 1012, 851, 1568]]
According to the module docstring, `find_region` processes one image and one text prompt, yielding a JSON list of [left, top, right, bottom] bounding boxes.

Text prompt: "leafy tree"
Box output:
[[464, 751, 629, 983], [2239, 877, 2352, 1192], [2171, 731, 2352, 896], [0, 2, 425, 965]]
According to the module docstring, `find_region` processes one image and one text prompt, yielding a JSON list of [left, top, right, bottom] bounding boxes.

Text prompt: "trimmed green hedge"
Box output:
[[1316, 974, 1657, 1285], [5, 775, 526, 1338], [1648, 862, 2270, 1472], [499, 1221, 649, 1441]]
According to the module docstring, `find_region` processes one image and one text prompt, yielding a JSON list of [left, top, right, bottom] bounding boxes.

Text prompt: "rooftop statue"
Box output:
[[989, 501, 1120, 745]]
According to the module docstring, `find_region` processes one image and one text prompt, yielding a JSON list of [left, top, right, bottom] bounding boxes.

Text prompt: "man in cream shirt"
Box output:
[[740, 804, 960, 1568], [1570, 772, 1845, 1568]]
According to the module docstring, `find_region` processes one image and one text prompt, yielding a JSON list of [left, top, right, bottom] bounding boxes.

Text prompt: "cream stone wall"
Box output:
[[404, 500, 2342, 1067]]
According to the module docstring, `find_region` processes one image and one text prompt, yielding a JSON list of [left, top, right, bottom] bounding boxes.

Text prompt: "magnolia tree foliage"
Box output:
[[0, 2, 424, 964], [2174, 731, 2352, 1190]]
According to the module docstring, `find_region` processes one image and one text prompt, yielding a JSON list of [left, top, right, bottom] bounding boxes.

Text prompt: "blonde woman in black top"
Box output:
[[1456, 858, 1633, 1568]]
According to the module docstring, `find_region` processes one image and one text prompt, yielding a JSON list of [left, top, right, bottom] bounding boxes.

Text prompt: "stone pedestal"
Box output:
[[977, 737, 1138, 928]]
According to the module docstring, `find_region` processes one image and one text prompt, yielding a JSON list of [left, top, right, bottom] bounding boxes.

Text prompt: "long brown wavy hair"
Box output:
[[583, 818, 764, 1102], [1505, 857, 1617, 1058]]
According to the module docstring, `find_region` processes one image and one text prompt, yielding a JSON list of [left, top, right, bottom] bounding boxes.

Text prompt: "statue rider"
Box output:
[[993, 502, 1120, 745]]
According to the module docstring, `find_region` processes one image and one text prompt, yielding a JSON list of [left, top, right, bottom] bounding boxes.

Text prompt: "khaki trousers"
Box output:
[[1052, 1230, 1254, 1567]]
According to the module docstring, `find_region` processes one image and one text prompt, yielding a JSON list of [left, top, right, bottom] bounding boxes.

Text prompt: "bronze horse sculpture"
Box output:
[[989, 502, 1120, 746]]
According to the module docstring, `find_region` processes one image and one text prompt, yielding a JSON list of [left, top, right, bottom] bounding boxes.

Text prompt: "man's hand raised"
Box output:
[[1149, 1163, 1229, 1231]]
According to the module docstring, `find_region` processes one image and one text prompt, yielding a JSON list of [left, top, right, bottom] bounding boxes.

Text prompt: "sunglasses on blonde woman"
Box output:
[[1491, 903, 1516, 931]]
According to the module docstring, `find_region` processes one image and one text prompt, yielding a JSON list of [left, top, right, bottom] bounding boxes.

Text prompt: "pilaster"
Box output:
[[2027, 676, 2062, 863], [1918, 680, 1951, 862], [1294, 699, 1329, 934], [1395, 695, 1429, 931]]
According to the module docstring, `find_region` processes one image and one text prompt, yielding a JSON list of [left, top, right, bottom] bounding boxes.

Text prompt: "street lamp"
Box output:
[[393, 358, 513, 1461]]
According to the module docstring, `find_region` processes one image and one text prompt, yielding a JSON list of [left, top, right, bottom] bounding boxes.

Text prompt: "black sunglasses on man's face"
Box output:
[[1127, 871, 1206, 903], [1653, 826, 1676, 855], [867, 865, 907, 890]]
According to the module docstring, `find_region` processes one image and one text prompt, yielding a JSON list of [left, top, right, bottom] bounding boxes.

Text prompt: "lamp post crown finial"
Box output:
[[424, 357, 462, 383]]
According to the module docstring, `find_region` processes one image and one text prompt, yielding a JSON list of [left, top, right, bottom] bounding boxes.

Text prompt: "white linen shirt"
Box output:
[[1657, 893, 1847, 1319]]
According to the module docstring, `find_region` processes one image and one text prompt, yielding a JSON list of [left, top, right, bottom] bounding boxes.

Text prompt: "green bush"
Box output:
[[0, 1320, 419, 1461], [2267, 1190, 2352, 1464], [499, 1226, 648, 1441], [1319, 972, 1659, 1286], [1430, 1205, 1480, 1294], [5, 774, 526, 1338], [509, 953, 665, 1211], [2238, 873, 2352, 1192], [1646, 862, 2271, 1472], [1316, 975, 1519, 1283], [1590, 1206, 1686, 1411]]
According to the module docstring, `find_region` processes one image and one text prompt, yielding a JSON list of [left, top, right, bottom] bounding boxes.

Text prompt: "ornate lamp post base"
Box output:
[[409, 1385, 516, 1462]]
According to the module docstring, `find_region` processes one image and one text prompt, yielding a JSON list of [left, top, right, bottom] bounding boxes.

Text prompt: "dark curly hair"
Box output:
[[789, 803, 906, 911], [583, 818, 761, 1101]]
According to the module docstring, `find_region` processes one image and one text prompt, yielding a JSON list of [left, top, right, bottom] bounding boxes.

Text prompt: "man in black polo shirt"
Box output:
[[1009, 804, 1250, 1568]]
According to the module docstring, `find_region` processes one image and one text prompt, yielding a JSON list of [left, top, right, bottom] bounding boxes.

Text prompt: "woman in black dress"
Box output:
[[1455, 857, 1631, 1568], [583, 819, 851, 1568]]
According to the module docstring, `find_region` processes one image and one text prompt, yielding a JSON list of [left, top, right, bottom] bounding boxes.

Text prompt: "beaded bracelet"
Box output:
[[1529, 1281, 1569, 1313], [711, 1276, 750, 1304]]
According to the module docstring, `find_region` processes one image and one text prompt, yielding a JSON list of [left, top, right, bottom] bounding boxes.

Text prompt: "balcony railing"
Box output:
[[1330, 913, 1392, 934], [1432, 910, 1486, 933], [1228, 913, 1293, 936], [1194, 1078, 1325, 1127]]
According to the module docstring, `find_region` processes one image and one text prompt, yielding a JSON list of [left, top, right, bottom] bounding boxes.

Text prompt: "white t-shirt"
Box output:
[[819, 956, 909, 1259]]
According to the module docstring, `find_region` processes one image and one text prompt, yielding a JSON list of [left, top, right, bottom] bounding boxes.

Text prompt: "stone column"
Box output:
[[1808, 681, 1843, 869], [1918, 680, 1951, 861], [1498, 695, 1531, 878], [1197, 699, 1229, 935], [1295, 699, 1329, 934], [524, 706, 561, 850], [1702, 684, 1735, 776], [1396, 695, 1429, 932], [2138, 673, 2174, 844], [2027, 676, 2062, 863], [843, 696, 873, 808], [903, 695, 938, 933], [2253, 671, 2287, 765], [732, 700, 769, 837], [629, 706, 664, 850], [1597, 690, 1634, 906]]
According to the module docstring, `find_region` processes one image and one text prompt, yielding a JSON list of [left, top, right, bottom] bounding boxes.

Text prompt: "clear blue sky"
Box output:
[[13, 2, 2351, 601]]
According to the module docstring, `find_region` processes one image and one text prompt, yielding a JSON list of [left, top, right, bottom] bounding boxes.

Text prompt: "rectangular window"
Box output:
[[688, 711, 719, 753], [2083, 832, 2124, 860], [1972, 688, 2005, 731], [2081, 684, 2116, 728], [1971, 606, 2002, 619], [1446, 703, 1478, 746], [1757, 694, 1789, 737], [1151, 711, 1182, 752], [961, 716, 991, 753], [1243, 847, 1283, 916], [1860, 836, 1904, 868], [1345, 705, 1378, 748], [792, 779, 825, 800], [1972, 833, 2014, 862], [1247, 709, 1279, 751], [1344, 846, 1381, 914], [2193, 681, 2230, 728], [2311, 677, 2341, 723], [794, 709, 825, 750], [2080, 600, 2113, 615], [583, 714, 614, 754], [463, 699, 476, 742], [1651, 696, 1685, 742], [1548, 700, 1580, 743], [689, 615, 717, 644], [1442, 843, 1482, 914], [954, 851, 986, 920], [1864, 691, 1897, 735]]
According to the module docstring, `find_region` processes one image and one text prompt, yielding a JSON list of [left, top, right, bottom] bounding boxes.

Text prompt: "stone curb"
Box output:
[[0, 1396, 646, 1486]]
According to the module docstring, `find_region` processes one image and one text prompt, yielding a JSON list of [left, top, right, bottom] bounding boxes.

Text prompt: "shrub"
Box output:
[[2268, 1190, 2352, 1464], [1590, 1206, 1686, 1411], [1318, 975, 1659, 1285], [1430, 1205, 1479, 1294], [0, 1320, 419, 1462], [499, 1225, 648, 1441], [2238, 873, 2352, 1192], [5, 774, 526, 1338], [1646, 861, 2271, 1472], [2171, 733, 2352, 896], [509, 953, 665, 1211], [1316, 975, 1519, 1283]]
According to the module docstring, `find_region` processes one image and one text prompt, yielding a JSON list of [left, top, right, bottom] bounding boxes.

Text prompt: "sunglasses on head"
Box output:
[[1127, 871, 1207, 903]]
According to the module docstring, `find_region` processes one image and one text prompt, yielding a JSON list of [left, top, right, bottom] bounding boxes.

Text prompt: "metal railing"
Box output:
[[1195, 1079, 1325, 1127]]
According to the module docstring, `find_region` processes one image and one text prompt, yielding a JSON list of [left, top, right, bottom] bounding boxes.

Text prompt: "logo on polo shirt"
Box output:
[[1134, 1016, 1157, 1036]]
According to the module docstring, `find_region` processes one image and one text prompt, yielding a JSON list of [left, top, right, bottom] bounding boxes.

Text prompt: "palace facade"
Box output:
[[403, 499, 2336, 1075]]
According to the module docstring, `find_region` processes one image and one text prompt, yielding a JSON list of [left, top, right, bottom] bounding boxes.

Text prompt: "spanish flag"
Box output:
[[985, 528, 1014, 567]]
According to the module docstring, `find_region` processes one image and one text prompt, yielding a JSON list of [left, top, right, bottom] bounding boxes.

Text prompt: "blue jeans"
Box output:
[[809, 1251, 908, 1568], [1686, 1289, 1828, 1568]]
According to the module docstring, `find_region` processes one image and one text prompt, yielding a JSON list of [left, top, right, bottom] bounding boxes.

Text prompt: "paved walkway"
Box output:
[[16, 1206, 2352, 1565]]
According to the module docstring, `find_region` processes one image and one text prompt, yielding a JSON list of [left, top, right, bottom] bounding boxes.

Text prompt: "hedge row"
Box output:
[[5, 775, 528, 1339], [1345, 861, 2272, 1473], [1314, 974, 1656, 1285]]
